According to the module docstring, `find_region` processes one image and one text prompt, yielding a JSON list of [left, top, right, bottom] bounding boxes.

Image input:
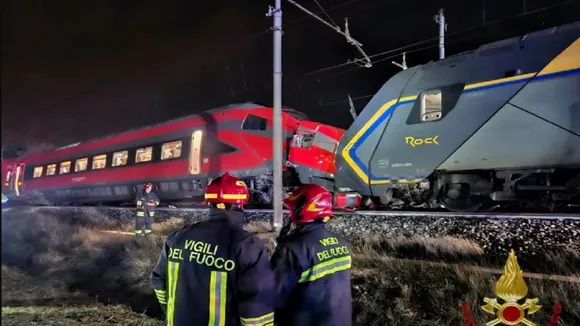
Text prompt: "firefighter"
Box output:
[[151, 173, 275, 326], [135, 182, 159, 236], [271, 184, 353, 326]]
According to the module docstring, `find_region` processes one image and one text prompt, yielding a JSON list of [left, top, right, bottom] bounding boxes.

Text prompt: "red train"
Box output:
[[2, 103, 346, 207]]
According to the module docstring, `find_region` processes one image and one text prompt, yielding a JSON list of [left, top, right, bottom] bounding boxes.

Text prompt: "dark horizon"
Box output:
[[2, 0, 579, 156]]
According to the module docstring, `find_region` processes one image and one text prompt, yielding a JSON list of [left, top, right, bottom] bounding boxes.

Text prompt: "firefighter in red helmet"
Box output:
[[151, 173, 275, 326], [135, 182, 159, 236], [271, 184, 353, 326]]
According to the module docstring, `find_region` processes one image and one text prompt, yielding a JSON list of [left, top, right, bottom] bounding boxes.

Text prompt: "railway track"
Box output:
[[10, 205, 580, 221]]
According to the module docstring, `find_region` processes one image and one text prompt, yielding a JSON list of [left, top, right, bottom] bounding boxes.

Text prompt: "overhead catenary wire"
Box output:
[[313, 0, 339, 27], [315, 30, 516, 108], [286, 0, 361, 46], [285, 0, 373, 67], [328, 31, 488, 80], [304, 0, 578, 76]]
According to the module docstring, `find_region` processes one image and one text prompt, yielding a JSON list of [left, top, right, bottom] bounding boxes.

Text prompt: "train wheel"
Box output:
[[438, 177, 492, 212]]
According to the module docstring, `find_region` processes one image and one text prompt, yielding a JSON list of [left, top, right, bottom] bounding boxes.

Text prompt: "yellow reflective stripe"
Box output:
[[167, 261, 181, 326], [208, 271, 228, 326], [137, 200, 142, 205], [205, 193, 248, 200], [222, 194, 247, 200], [299, 255, 351, 283], [136, 211, 145, 216], [150, 212, 155, 217], [155, 201, 160, 205], [154, 289, 167, 304], [145, 229, 152, 234], [240, 312, 274, 326], [135, 230, 142, 234]]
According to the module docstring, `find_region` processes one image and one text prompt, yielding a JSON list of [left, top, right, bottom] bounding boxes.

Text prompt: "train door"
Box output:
[[189, 130, 203, 175], [12, 163, 25, 197]]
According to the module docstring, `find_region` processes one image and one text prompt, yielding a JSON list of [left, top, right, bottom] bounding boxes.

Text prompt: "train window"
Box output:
[[46, 164, 57, 176], [112, 150, 128, 167], [59, 161, 72, 174], [242, 114, 267, 131], [75, 158, 88, 172], [293, 133, 315, 148], [161, 141, 182, 160], [33, 167, 43, 178], [136, 146, 153, 163], [92, 154, 107, 170], [420, 90, 443, 122]]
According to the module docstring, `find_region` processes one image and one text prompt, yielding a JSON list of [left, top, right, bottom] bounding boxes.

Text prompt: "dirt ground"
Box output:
[[1, 209, 579, 325]]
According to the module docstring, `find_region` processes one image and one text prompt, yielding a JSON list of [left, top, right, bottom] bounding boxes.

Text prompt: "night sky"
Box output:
[[2, 0, 579, 154]]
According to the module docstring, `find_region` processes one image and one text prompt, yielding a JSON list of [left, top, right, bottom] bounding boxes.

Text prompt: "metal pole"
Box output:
[[268, 0, 284, 231], [438, 8, 445, 60]]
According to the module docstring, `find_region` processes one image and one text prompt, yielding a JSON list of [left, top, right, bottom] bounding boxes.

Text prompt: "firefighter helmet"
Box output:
[[204, 173, 249, 205], [283, 184, 333, 224]]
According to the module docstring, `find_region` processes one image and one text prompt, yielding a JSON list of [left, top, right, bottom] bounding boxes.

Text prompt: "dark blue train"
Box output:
[[335, 22, 580, 211]]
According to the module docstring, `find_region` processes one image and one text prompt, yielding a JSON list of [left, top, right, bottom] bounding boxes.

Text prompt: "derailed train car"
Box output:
[[3, 103, 345, 207], [335, 22, 580, 211]]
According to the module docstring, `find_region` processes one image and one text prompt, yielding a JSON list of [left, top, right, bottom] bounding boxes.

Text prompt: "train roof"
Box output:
[[25, 101, 309, 159], [52, 102, 269, 151], [420, 21, 580, 69]]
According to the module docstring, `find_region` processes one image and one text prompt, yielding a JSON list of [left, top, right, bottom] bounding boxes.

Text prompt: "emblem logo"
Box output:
[[404, 135, 439, 147], [481, 249, 541, 326]]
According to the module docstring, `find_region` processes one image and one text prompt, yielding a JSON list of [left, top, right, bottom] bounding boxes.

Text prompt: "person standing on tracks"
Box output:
[[135, 182, 159, 236], [271, 184, 353, 326], [151, 173, 275, 326]]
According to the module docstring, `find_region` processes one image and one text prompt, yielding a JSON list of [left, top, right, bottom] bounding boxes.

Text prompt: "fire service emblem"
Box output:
[[481, 249, 542, 326], [461, 249, 563, 326]]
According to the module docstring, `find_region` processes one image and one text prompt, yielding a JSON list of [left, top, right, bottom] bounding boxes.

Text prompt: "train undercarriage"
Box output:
[[367, 167, 580, 212], [184, 167, 580, 212], [8, 168, 579, 213]]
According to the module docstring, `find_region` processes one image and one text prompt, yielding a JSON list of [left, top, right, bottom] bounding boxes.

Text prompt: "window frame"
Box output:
[[46, 164, 57, 176], [112, 150, 129, 167], [161, 140, 183, 161], [92, 154, 107, 170], [135, 146, 153, 163], [33, 166, 44, 178], [420, 89, 443, 122], [75, 158, 88, 172], [241, 114, 268, 131], [59, 161, 72, 174]]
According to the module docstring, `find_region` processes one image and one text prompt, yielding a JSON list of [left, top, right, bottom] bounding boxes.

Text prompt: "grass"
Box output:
[[1, 305, 162, 326], [1, 209, 579, 325]]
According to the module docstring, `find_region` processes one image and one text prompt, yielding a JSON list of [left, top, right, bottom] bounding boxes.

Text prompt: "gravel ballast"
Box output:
[[4, 206, 579, 256]]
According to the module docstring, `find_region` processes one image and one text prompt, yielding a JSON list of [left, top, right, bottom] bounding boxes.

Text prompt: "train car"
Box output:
[[7, 103, 345, 207], [335, 22, 580, 212]]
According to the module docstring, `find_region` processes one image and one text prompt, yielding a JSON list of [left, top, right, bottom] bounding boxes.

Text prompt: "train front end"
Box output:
[[286, 119, 344, 188]]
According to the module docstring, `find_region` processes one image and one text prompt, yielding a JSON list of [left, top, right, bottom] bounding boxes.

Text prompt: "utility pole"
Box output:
[[434, 8, 447, 60], [266, 0, 283, 232]]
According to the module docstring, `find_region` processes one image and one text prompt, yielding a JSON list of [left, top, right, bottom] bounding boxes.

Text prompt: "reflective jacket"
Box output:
[[151, 208, 275, 326], [270, 222, 352, 326], [135, 191, 159, 217]]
